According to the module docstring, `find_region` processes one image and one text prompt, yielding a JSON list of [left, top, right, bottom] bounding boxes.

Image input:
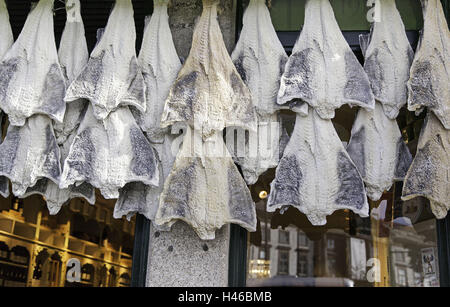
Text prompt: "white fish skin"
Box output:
[[347, 102, 412, 201], [267, 109, 369, 225], [114, 132, 180, 221], [407, 0, 450, 129], [0, 114, 61, 197], [228, 0, 285, 184], [232, 0, 287, 116], [0, 0, 13, 59], [0, 111, 9, 198], [362, 0, 414, 119], [23, 2, 95, 214], [402, 112, 450, 219], [60, 104, 159, 199], [155, 126, 257, 240], [226, 113, 281, 185], [64, 0, 146, 121], [277, 0, 375, 119], [160, 0, 257, 139], [132, 0, 182, 143], [0, 0, 66, 127]]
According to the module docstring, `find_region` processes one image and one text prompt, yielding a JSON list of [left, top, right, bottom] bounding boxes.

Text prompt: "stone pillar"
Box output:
[[146, 0, 237, 287]]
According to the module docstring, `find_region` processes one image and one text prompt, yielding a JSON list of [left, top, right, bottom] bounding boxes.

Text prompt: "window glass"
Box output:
[[246, 96, 439, 288], [0, 195, 135, 287]]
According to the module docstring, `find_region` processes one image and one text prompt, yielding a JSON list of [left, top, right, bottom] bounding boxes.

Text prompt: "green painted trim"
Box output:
[[269, 0, 425, 31], [228, 224, 248, 287]]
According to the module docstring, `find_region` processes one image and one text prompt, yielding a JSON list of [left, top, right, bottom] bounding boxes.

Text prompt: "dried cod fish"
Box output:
[[160, 0, 257, 139], [402, 112, 449, 218], [22, 0, 95, 214], [0, 0, 66, 126], [360, 0, 414, 119], [65, 0, 146, 121], [0, 0, 13, 59], [0, 114, 61, 197], [132, 0, 182, 143], [267, 108, 369, 225], [227, 0, 286, 184], [156, 0, 257, 239], [232, 0, 287, 116], [155, 127, 257, 240], [114, 132, 180, 221], [407, 0, 449, 129], [60, 104, 159, 199], [226, 113, 281, 185], [347, 102, 412, 201], [277, 0, 375, 119]]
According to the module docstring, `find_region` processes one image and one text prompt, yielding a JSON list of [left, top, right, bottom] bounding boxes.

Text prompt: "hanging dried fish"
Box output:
[[65, 0, 146, 121], [114, 132, 180, 221], [267, 108, 369, 226], [0, 0, 13, 59], [0, 114, 61, 197], [0, 0, 66, 126], [227, 0, 286, 184], [115, 0, 182, 220], [21, 0, 95, 214], [347, 102, 412, 201], [131, 0, 182, 143], [60, 104, 159, 200], [156, 127, 257, 240], [360, 0, 414, 119], [402, 112, 449, 218], [407, 0, 449, 129], [160, 0, 257, 139], [156, 0, 257, 240], [277, 0, 375, 119]]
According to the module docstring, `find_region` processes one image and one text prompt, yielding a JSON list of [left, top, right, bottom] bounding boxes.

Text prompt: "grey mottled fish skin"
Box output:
[[115, 132, 180, 222], [23, 3, 96, 215], [407, 0, 449, 129], [277, 0, 375, 119], [60, 104, 159, 199], [267, 109, 369, 225], [0, 112, 9, 198], [0, 0, 13, 60], [231, 0, 287, 116], [228, 0, 285, 184], [161, 0, 257, 139], [131, 0, 182, 144], [347, 102, 412, 201], [64, 0, 146, 121], [362, 0, 414, 119], [0, 0, 66, 126], [402, 112, 450, 218], [226, 113, 281, 185], [0, 115, 61, 197], [155, 127, 257, 240]]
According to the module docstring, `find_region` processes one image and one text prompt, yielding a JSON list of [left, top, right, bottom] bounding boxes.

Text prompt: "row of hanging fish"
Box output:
[[0, 0, 448, 240]]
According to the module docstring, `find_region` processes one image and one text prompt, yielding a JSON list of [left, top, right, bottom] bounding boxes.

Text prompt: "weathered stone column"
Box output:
[[146, 0, 237, 287]]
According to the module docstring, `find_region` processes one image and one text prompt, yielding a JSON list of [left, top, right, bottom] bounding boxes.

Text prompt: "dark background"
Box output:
[[5, 0, 153, 52]]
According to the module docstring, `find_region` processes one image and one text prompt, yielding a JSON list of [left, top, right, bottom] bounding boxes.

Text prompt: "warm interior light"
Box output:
[[259, 191, 268, 199]]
